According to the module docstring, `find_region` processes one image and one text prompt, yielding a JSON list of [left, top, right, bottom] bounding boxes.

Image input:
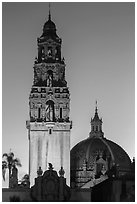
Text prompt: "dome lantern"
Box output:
[[89, 101, 104, 138], [40, 4, 59, 39]]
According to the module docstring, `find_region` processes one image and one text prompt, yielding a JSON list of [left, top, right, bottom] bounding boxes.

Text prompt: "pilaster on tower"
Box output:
[[26, 12, 72, 187]]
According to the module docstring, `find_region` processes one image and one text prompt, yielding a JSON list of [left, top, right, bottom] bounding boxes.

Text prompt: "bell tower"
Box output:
[[26, 11, 72, 186]]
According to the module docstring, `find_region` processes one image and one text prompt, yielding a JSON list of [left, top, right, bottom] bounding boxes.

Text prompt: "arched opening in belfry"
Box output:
[[45, 100, 55, 121], [47, 70, 53, 87], [38, 46, 45, 61], [47, 46, 52, 57], [41, 46, 45, 60], [55, 46, 61, 60]]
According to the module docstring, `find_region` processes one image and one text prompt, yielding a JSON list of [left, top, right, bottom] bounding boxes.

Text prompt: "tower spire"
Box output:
[[48, 3, 51, 20], [95, 100, 98, 113], [93, 100, 99, 121], [89, 101, 104, 138]]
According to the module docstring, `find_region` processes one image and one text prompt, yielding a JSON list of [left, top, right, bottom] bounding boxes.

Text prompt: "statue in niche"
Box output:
[[95, 152, 108, 178], [49, 105, 53, 121], [46, 101, 54, 122], [101, 165, 107, 175], [47, 70, 53, 87], [47, 75, 52, 87]]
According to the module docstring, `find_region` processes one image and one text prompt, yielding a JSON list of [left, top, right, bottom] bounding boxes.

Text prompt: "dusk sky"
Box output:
[[2, 2, 135, 187]]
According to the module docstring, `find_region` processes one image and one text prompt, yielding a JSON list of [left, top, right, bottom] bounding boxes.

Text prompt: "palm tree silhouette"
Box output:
[[2, 160, 7, 181], [2, 151, 21, 188]]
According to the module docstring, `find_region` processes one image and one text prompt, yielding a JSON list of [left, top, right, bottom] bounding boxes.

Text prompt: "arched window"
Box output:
[[96, 126, 98, 131], [47, 70, 53, 87], [45, 100, 55, 122]]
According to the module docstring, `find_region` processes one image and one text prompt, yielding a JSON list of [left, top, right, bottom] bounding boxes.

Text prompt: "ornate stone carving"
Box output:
[[37, 167, 43, 177], [59, 166, 65, 177], [31, 165, 70, 201]]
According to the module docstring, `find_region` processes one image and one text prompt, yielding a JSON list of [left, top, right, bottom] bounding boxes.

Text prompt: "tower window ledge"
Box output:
[[45, 122, 55, 127], [33, 63, 42, 67]]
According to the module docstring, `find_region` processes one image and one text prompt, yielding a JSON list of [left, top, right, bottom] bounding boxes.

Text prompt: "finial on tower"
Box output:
[[95, 100, 98, 113], [48, 2, 51, 20]]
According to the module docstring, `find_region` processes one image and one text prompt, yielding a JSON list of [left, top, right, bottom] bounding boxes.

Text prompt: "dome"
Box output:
[[41, 13, 57, 37], [43, 19, 56, 33], [70, 105, 133, 188], [71, 136, 131, 172], [39, 13, 60, 42]]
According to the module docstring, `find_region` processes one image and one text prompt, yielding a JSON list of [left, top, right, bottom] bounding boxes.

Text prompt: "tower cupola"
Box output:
[[42, 14, 57, 37], [36, 9, 63, 64], [89, 101, 104, 138], [40, 7, 59, 39]]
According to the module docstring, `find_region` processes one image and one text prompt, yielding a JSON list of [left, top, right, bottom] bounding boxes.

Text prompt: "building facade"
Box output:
[[2, 7, 135, 202], [26, 12, 72, 186]]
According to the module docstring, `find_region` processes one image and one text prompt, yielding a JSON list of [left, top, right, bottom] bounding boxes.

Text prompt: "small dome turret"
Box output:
[[92, 106, 100, 121], [41, 9, 57, 38], [90, 101, 104, 138], [43, 19, 56, 35]]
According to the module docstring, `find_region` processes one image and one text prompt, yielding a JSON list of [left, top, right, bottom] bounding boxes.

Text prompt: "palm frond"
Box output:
[[2, 161, 7, 169], [2, 152, 22, 170], [2, 161, 7, 181], [2, 168, 6, 181], [9, 152, 14, 158], [14, 158, 22, 167], [2, 153, 8, 158]]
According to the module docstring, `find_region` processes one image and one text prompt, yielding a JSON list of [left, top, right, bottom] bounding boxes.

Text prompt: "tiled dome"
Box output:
[[71, 136, 131, 172], [43, 19, 56, 33]]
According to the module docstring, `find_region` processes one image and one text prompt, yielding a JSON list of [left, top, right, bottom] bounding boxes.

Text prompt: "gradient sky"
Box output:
[[2, 2, 135, 187]]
